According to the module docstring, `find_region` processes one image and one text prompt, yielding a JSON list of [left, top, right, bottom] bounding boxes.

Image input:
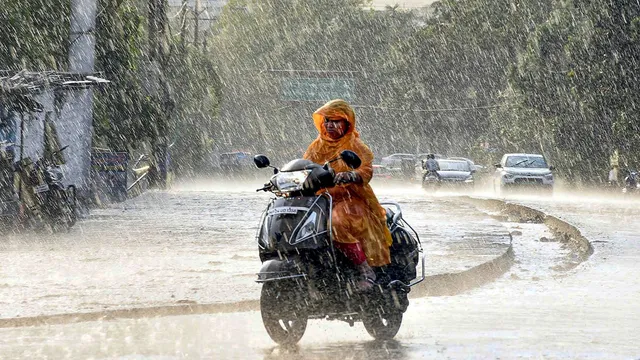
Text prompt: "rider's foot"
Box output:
[[356, 278, 376, 291], [355, 261, 377, 292]]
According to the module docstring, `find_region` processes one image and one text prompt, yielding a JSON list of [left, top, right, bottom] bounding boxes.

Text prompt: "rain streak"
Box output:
[[0, 0, 639, 359]]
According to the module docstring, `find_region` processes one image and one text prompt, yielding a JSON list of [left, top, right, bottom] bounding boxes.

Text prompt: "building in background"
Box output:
[[0, 71, 109, 213]]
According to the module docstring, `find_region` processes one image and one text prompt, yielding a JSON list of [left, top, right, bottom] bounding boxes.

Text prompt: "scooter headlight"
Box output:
[[275, 170, 311, 192], [258, 214, 271, 248], [291, 212, 317, 244]]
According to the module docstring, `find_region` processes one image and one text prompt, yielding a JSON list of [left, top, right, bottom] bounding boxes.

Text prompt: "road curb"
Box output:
[[0, 300, 260, 329], [410, 243, 514, 298], [0, 242, 517, 329], [462, 197, 594, 270], [8, 197, 584, 328]]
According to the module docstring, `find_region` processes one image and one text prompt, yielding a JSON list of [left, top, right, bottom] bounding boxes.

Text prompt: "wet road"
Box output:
[[1, 182, 639, 359], [0, 180, 509, 319]]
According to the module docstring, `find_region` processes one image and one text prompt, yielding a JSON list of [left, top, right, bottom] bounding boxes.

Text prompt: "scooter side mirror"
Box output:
[[340, 150, 361, 169], [253, 155, 270, 169]]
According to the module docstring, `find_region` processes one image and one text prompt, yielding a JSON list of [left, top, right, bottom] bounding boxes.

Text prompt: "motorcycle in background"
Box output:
[[622, 169, 640, 195], [253, 150, 424, 345], [421, 170, 441, 190], [15, 145, 77, 232]]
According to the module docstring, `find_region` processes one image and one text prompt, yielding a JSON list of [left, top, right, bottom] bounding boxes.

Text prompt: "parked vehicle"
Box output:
[[622, 170, 639, 194], [219, 151, 253, 173], [372, 164, 394, 181], [380, 153, 416, 169], [253, 150, 424, 344], [447, 157, 478, 172], [494, 153, 554, 193], [16, 145, 77, 231]]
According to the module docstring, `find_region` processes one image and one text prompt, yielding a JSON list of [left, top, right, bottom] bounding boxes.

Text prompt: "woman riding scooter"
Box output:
[[303, 99, 393, 291]]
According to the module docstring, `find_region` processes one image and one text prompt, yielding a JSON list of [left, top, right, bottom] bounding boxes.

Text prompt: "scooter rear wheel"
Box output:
[[260, 281, 307, 345], [362, 311, 403, 341]]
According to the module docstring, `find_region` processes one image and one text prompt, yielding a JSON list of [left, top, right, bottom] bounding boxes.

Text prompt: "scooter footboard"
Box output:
[[256, 258, 307, 283]]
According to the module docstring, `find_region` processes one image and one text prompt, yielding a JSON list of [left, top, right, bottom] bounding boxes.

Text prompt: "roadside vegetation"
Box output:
[[3, 0, 639, 181]]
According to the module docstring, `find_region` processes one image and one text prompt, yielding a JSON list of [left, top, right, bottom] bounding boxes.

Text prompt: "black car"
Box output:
[[422, 159, 475, 188]]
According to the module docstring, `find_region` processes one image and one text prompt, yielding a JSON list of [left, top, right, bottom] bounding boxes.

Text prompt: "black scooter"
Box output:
[[16, 145, 77, 231], [253, 150, 425, 345]]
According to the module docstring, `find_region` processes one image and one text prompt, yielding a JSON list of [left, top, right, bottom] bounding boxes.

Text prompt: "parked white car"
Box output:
[[494, 153, 554, 193]]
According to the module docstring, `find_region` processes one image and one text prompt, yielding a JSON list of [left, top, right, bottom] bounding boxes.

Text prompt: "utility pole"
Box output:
[[194, 0, 201, 48], [148, 0, 173, 189], [180, 0, 189, 48], [65, 0, 98, 199]]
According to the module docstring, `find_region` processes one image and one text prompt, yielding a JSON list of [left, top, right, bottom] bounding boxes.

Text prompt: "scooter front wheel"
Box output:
[[362, 311, 403, 341], [260, 281, 308, 345]]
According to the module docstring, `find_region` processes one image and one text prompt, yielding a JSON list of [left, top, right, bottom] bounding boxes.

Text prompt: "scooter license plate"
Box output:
[[35, 184, 49, 193], [267, 206, 306, 215]]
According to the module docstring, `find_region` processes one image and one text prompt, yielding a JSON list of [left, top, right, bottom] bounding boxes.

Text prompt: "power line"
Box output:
[[351, 103, 508, 112], [230, 68, 363, 74], [273, 102, 510, 113]]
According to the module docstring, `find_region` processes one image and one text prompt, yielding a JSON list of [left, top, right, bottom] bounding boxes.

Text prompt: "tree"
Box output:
[[92, 0, 222, 176], [211, 0, 417, 159], [501, 0, 640, 180], [0, 0, 70, 70]]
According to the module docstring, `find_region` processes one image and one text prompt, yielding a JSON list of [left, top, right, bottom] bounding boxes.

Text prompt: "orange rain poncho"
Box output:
[[304, 99, 393, 267]]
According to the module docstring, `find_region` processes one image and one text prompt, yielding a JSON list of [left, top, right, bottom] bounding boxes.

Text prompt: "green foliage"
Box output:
[[93, 0, 149, 151], [0, 0, 70, 70], [165, 43, 222, 175], [497, 0, 640, 180], [212, 0, 418, 159], [91, 0, 222, 175], [8, 0, 640, 181]]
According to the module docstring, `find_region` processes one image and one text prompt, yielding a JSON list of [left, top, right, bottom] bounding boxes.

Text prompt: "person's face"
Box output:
[[323, 117, 348, 139]]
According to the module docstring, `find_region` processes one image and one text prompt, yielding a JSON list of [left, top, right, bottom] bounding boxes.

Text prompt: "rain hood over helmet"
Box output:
[[313, 99, 358, 141], [307, 99, 361, 163], [304, 99, 392, 267]]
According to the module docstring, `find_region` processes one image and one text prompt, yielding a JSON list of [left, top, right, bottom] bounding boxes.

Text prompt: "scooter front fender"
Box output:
[[256, 258, 307, 283]]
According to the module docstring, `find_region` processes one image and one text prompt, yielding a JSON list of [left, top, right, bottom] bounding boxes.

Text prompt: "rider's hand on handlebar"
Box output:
[[256, 182, 272, 192], [335, 171, 361, 185]]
